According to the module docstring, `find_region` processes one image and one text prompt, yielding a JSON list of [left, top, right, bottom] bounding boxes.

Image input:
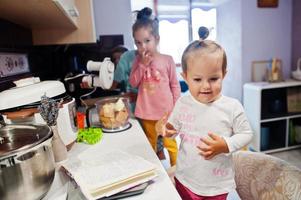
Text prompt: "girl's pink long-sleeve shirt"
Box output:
[[129, 53, 181, 120]]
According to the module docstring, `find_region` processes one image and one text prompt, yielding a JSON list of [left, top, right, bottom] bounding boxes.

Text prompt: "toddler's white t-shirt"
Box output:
[[168, 94, 253, 196]]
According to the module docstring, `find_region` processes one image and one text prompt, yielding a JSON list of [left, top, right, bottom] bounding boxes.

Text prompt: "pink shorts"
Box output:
[[175, 178, 228, 200]]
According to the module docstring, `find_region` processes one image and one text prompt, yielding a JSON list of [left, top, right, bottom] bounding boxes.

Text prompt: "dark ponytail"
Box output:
[[181, 26, 227, 75], [132, 7, 159, 38], [137, 7, 152, 20]]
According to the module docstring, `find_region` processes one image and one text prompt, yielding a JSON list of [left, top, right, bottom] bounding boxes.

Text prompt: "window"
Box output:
[[159, 20, 189, 64], [191, 8, 216, 41], [131, 1, 217, 64], [157, 3, 217, 64]]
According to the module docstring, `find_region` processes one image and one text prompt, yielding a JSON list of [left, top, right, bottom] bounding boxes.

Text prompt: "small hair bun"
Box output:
[[137, 7, 152, 20], [198, 26, 209, 41]]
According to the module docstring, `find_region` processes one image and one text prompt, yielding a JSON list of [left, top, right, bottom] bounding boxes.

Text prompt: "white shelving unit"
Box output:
[[243, 80, 301, 153]]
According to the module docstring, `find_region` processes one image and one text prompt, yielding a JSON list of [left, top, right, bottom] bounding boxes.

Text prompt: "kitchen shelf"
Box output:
[[260, 120, 286, 151], [243, 80, 301, 152], [0, 0, 96, 45], [0, 0, 78, 29], [289, 117, 301, 146]]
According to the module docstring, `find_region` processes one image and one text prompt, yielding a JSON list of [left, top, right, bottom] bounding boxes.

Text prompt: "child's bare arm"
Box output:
[[196, 132, 229, 160]]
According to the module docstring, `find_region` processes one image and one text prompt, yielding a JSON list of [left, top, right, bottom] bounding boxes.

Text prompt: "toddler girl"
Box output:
[[129, 7, 181, 166], [156, 27, 253, 199]]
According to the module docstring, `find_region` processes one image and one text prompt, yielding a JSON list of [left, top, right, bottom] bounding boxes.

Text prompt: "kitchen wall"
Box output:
[[292, 0, 301, 69], [218, 0, 292, 101], [241, 0, 292, 83], [217, 0, 242, 101], [93, 0, 134, 49]]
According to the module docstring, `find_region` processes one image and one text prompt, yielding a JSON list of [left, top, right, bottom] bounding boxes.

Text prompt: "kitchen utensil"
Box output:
[[0, 123, 55, 200], [0, 80, 78, 148], [38, 94, 67, 162], [94, 97, 131, 133]]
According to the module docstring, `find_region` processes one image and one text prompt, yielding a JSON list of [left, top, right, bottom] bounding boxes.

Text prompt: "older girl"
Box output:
[[129, 7, 181, 166]]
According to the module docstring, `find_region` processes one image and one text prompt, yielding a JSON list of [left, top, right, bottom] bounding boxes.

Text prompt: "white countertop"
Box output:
[[44, 118, 181, 200]]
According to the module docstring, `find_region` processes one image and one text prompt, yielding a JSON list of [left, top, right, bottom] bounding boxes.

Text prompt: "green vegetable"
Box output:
[[77, 128, 103, 144]]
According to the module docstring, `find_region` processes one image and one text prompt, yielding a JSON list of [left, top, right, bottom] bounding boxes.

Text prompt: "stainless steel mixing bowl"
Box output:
[[0, 124, 55, 200]]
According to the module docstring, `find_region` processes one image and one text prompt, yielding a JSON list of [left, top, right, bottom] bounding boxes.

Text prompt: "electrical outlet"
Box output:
[[0, 53, 29, 78]]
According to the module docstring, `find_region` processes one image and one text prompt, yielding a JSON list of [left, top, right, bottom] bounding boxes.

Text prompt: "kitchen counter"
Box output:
[[44, 118, 181, 200]]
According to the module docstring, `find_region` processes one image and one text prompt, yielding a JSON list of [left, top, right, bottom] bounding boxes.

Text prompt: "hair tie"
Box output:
[[198, 26, 209, 43]]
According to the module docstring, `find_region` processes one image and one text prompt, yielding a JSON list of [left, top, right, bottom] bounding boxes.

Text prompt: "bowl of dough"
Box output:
[[95, 97, 131, 132]]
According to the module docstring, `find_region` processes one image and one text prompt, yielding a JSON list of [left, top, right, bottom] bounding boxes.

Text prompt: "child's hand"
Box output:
[[155, 113, 176, 137], [140, 50, 153, 66], [197, 132, 229, 160], [155, 113, 168, 136]]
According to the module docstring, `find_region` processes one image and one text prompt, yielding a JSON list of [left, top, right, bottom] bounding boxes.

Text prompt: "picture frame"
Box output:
[[258, 0, 278, 8], [251, 59, 283, 82], [251, 60, 269, 82]]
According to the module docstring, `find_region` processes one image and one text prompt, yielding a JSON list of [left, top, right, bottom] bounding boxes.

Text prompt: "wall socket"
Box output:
[[0, 53, 29, 78]]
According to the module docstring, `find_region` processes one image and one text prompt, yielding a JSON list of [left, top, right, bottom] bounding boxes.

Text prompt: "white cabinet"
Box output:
[[243, 80, 301, 152], [0, 0, 96, 45]]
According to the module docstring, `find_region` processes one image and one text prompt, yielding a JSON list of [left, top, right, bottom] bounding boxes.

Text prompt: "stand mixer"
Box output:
[[74, 58, 132, 133], [64, 57, 117, 106]]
